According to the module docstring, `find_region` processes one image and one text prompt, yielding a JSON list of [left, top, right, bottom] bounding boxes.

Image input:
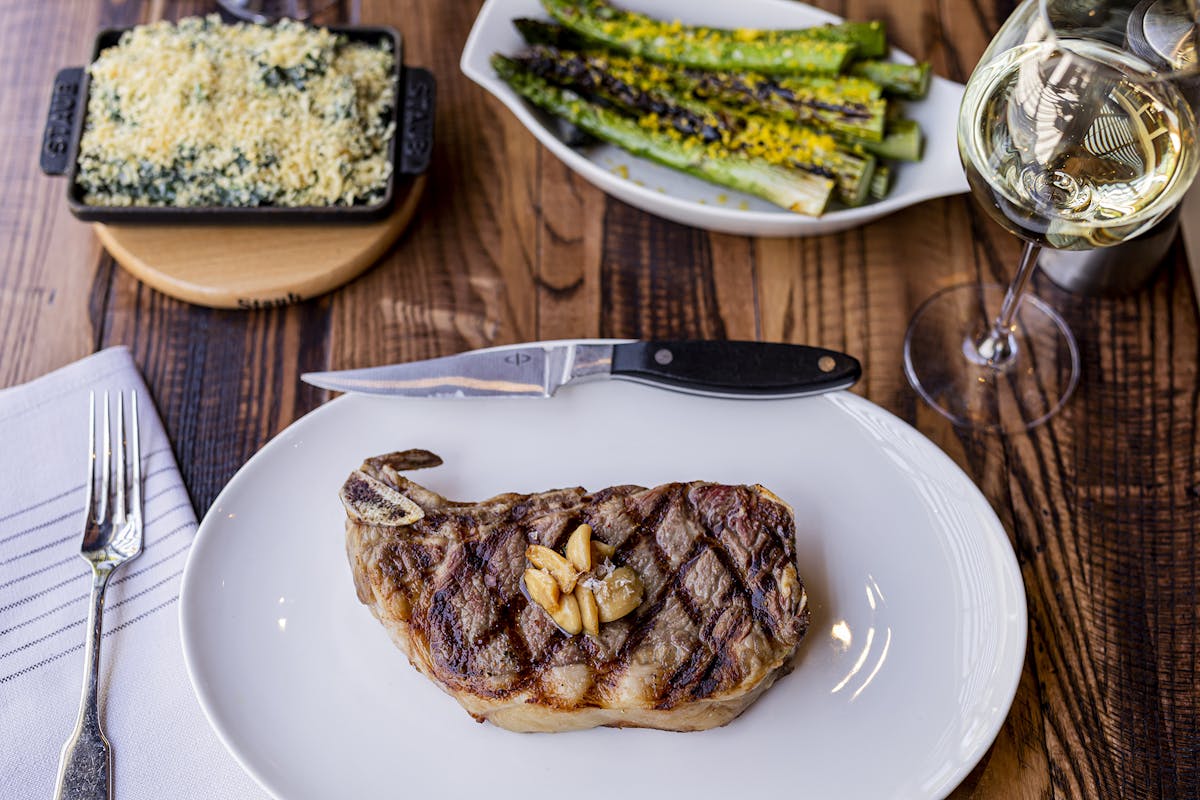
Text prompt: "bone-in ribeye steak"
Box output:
[[340, 450, 810, 732]]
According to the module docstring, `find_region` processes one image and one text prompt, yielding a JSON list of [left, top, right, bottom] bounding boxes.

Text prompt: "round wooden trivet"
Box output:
[[92, 175, 426, 310]]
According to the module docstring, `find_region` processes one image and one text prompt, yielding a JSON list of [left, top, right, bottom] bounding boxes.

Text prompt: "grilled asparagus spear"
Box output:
[[841, 118, 924, 161], [869, 164, 892, 200], [513, 47, 877, 205], [514, 17, 592, 49], [678, 68, 886, 141], [787, 19, 886, 58], [514, 18, 891, 140], [516, 15, 888, 60], [849, 59, 932, 99], [493, 55, 835, 215], [731, 115, 877, 206], [540, 0, 859, 74], [517, 13, 931, 100], [511, 35, 887, 142], [505, 11, 926, 207]]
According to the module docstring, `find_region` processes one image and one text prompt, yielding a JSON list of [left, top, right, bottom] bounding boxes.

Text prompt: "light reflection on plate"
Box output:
[[830, 576, 894, 701]]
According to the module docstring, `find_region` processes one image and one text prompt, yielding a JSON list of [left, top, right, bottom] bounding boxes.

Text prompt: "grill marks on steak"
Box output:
[[342, 450, 809, 730]]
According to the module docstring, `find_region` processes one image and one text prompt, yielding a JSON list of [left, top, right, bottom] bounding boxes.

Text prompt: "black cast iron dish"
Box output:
[[40, 25, 434, 224]]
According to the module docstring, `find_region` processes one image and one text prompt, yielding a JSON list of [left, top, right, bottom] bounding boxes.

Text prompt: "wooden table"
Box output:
[[3, 0, 1197, 796]]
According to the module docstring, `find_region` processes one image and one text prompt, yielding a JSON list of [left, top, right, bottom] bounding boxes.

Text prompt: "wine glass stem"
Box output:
[[974, 241, 1042, 365]]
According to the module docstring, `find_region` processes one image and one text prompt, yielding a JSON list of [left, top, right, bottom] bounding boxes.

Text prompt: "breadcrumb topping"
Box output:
[[76, 15, 396, 208]]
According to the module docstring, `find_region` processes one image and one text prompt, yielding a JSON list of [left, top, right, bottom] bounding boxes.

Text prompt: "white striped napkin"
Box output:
[[0, 347, 265, 799]]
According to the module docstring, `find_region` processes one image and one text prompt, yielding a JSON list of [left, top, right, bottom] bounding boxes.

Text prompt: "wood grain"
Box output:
[[0, 0, 1196, 797], [0, 0, 105, 385]]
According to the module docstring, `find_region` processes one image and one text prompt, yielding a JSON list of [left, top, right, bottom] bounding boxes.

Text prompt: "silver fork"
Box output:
[[54, 391, 143, 800]]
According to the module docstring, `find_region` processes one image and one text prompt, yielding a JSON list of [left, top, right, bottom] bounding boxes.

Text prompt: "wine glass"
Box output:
[[904, 0, 1200, 433]]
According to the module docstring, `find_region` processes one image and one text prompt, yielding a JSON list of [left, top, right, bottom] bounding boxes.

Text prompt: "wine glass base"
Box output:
[[903, 283, 1080, 434]]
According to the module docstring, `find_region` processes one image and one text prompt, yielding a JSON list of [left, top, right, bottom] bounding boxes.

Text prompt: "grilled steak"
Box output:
[[340, 450, 810, 732]]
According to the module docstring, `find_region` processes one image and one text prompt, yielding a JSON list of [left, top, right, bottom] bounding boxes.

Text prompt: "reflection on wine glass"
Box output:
[[904, 0, 1200, 434]]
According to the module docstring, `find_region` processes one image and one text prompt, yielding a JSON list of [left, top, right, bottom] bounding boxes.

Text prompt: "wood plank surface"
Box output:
[[0, 0, 1196, 797]]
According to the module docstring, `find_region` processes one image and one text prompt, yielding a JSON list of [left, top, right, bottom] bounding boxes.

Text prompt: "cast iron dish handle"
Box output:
[[399, 66, 435, 176], [41, 67, 86, 177]]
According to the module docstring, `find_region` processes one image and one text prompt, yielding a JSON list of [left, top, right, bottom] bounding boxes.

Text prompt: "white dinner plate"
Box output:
[[180, 368, 1026, 800], [460, 0, 970, 236]]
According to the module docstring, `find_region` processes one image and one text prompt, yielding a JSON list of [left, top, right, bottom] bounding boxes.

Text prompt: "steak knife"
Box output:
[[301, 340, 861, 400]]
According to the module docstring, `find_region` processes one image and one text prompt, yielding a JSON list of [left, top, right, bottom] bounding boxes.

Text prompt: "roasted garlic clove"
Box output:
[[523, 568, 561, 612], [591, 538, 616, 561], [575, 584, 600, 637], [594, 566, 644, 622], [526, 544, 579, 593], [549, 591, 583, 635], [565, 524, 593, 572]]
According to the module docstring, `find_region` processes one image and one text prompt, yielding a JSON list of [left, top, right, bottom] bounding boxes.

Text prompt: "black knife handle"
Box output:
[[610, 340, 861, 398]]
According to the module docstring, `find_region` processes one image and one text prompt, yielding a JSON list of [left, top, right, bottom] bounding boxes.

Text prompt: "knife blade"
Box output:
[[301, 340, 861, 400]]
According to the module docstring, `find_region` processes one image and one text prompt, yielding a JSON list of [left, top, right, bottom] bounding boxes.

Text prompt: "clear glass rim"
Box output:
[[1037, 0, 1200, 81]]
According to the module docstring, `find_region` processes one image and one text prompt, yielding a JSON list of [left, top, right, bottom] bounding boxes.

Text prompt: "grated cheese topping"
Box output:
[[76, 15, 396, 208]]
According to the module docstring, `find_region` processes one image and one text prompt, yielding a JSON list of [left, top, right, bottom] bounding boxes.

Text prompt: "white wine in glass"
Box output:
[[962, 40, 1195, 250], [904, 0, 1200, 433]]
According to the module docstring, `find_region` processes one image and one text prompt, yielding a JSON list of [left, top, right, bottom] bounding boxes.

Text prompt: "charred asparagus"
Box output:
[[493, 54, 835, 214], [512, 46, 877, 205], [540, 0, 860, 74]]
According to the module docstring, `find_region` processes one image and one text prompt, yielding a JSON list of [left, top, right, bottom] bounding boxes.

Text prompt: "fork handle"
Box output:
[[54, 567, 114, 800]]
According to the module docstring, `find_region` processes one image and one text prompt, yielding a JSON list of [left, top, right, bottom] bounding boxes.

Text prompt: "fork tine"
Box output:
[[85, 392, 97, 523], [96, 392, 111, 523], [130, 391, 142, 528], [114, 393, 127, 524]]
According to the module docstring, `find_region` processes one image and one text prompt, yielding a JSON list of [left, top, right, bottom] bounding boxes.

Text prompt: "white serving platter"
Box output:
[[460, 0, 970, 236], [180, 376, 1025, 800]]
